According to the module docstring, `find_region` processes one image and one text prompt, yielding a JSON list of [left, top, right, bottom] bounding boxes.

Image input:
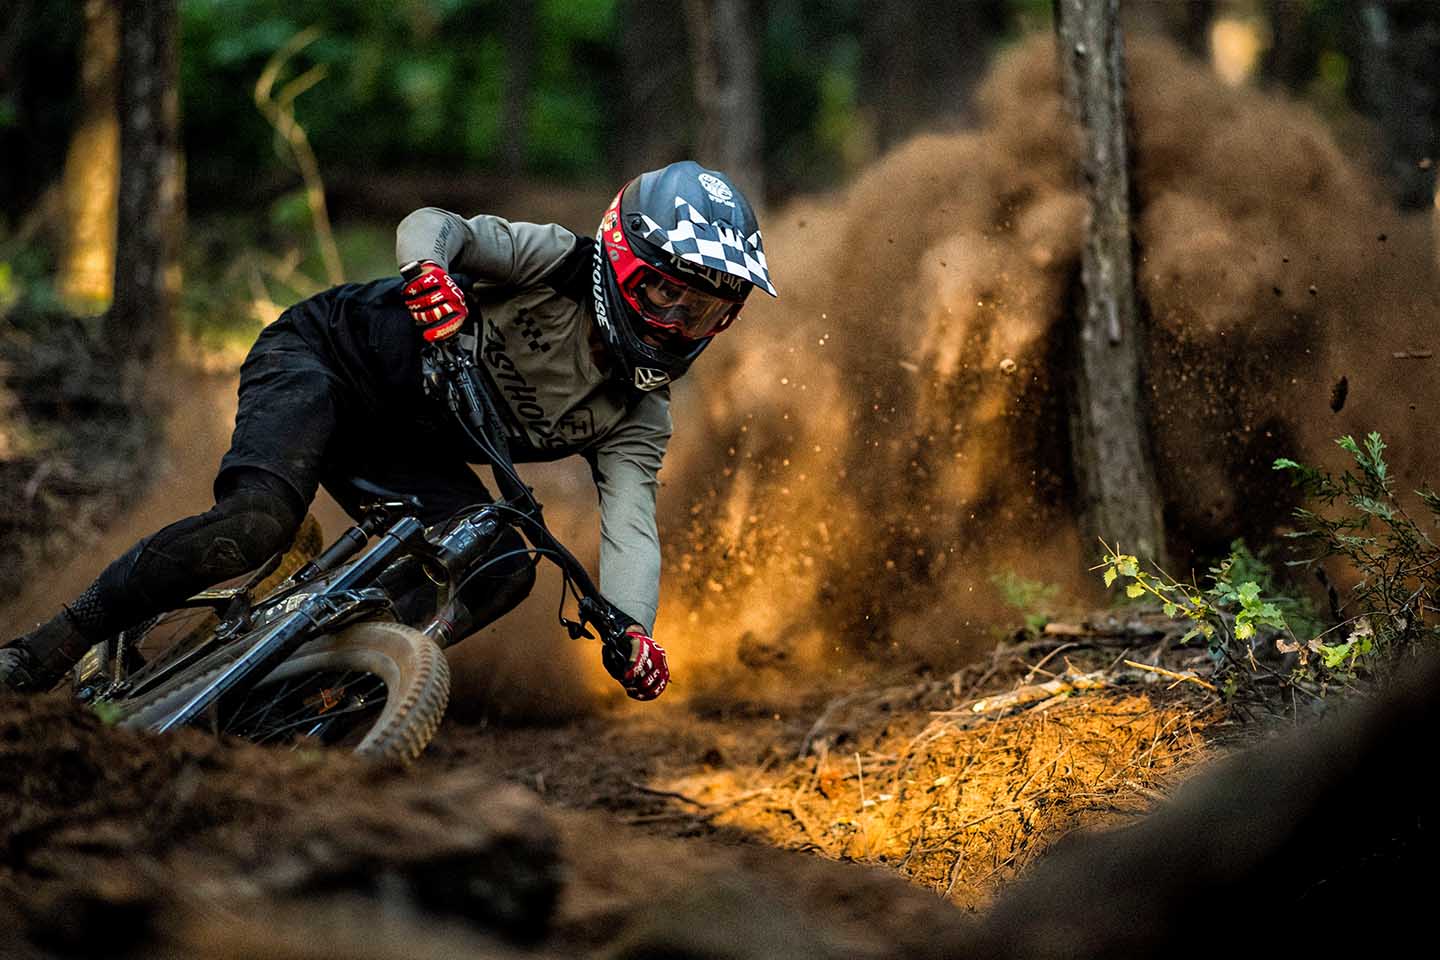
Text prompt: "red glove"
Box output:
[[401, 260, 468, 341], [617, 627, 669, 701]]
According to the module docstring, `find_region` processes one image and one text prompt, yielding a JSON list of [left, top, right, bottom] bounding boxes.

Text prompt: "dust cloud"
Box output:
[[9, 36, 1436, 720], [654, 35, 1440, 694]]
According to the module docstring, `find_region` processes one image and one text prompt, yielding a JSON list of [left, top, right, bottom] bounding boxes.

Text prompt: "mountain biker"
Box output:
[[0, 160, 776, 701]]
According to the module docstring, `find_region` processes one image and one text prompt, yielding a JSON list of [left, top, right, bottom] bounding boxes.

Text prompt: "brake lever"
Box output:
[[562, 618, 594, 641], [575, 596, 630, 647], [422, 339, 461, 398]]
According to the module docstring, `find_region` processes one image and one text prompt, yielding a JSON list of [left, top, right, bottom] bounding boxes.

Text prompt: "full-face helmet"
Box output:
[[592, 161, 776, 391]]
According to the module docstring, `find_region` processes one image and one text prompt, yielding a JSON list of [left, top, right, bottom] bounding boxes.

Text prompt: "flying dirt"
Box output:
[[655, 35, 1440, 694]]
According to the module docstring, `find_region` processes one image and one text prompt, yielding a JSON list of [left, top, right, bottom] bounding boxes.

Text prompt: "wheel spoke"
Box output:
[[230, 669, 389, 746]]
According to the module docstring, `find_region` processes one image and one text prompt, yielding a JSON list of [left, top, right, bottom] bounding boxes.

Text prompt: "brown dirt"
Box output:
[[0, 686, 983, 959], [425, 622, 1229, 910], [653, 32, 1440, 686]]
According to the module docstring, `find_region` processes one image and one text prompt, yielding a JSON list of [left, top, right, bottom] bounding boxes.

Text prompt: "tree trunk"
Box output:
[[57, 0, 120, 313], [1344, 2, 1440, 212], [1179, 0, 1215, 60], [616, 0, 691, 175], [108, 0, 181, 408], [1261, 0, 1318, 93], [682, 0, 764, 201], [498, 2, 535, 176], [860, 0, 1009, 151], [1053, 0, 1166, 564]]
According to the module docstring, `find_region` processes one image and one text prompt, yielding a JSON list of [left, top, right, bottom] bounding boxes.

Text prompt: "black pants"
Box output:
[[62, 324, 534, 646]]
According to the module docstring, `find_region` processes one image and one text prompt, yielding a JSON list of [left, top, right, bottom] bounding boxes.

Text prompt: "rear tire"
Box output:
[[119, 621, 450, 764]]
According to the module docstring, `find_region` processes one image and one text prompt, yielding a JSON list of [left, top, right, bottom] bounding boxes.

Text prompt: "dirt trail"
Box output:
[[0, 692, 974, 959]]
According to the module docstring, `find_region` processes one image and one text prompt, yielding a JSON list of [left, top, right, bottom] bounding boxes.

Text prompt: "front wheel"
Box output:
[[119, 621, 451, 764]]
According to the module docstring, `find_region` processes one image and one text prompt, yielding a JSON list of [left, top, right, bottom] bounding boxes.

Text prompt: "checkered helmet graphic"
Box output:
[[593, 161, 776, 391]]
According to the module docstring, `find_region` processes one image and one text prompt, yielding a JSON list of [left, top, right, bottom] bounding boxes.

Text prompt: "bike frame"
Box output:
[[106, 336, 634, 733]]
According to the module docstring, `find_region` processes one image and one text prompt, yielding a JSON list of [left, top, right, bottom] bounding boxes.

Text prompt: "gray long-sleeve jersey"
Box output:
[[397, 208, 670, 632]]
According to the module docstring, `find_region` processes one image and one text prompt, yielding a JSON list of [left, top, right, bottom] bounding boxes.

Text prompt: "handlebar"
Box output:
[[417, 328, 635, 652]]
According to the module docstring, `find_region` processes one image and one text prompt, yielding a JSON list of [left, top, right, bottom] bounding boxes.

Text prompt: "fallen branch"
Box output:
[[624, 781, 707, 808], [1121, 659, 1218, 693], [1043, 618, 1168, 640], [938, 670, 1111, 717]]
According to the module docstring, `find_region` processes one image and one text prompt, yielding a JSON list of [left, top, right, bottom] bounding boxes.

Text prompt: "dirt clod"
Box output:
[[1, 694, 561, 948]]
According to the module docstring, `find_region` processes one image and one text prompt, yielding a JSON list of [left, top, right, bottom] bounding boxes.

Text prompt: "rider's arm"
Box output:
[[587, 389, 672, 635], [395, 208, 576, 289]]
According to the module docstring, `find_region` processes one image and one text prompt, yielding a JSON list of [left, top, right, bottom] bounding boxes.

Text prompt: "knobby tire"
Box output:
[[118, 620, 450, 764]]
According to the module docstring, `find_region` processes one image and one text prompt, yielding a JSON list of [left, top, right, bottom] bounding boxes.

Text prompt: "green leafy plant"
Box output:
[[1274, 432, 1439, 669], [1098, 432, 1437, 702], [1099, 543, 1291, 659], [990, 570, 1060, 633]]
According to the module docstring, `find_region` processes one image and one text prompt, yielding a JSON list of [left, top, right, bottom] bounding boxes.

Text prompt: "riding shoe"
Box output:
[[0, 610, 94, 694]]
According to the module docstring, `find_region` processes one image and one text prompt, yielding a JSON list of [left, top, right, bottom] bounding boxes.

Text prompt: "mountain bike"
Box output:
[[69, 334, 641, 763]]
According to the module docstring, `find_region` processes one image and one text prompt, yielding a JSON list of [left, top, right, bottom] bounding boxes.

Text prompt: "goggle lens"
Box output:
[[621, 265, 742, 340]]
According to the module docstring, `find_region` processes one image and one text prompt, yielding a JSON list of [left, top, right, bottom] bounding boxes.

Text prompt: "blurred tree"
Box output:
[[1122, 0, 1212, 60], [528, 0, 617, 178], [500, 2, 536, 175], [1177, 0, 1214, 58], [7, 0, 1057, 231], [109, 0, 181, 407], [1054, 0, 1167, 565], [57, 0, 120, 312], [859, 0, 1010, 150], [1342, 1, 1440, 211], [684, 0, 765, 200], [616, 0, 691, 174], [1261, 0, 1320, 93], [0, 0, 82, 223]]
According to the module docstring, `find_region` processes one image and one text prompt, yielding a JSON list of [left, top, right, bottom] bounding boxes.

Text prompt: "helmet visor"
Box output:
[[620, 263, 743, 341]]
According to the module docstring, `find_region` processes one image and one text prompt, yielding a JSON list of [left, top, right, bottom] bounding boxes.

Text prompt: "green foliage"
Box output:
[[177, 0, 628, 194], [990, 570, 1060, 633], [1215, 539, 1324, 640], [1100, 538, 1307, 702], [0, 260, 16, 313], [1099, 432, 1438, 703], [5, 0, 1034, 220], [1098, 540, 1302, 693], [0, 242, 67, 320], [1274, 432, 1440, 669]]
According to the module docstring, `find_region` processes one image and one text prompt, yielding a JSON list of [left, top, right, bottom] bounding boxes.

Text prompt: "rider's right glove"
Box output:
[[605, 627, 669, 701], [400, 259, 468, 341]]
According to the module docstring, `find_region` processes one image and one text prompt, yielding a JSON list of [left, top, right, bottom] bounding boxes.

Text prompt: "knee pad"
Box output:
[[77, 473, 305, 638], [115, 483, 303, 603]]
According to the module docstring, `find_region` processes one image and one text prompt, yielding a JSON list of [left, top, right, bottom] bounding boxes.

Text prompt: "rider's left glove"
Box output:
[[400, 260, 468, 341], [611, 627, 669, 701]]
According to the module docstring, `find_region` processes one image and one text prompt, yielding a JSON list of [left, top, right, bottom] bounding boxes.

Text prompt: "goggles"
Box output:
[[619, 263, 744, 341]]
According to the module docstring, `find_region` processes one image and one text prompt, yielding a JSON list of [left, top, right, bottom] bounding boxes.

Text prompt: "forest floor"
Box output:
[[0, 367, 1341, 958], [2, 580, 1248, 958]]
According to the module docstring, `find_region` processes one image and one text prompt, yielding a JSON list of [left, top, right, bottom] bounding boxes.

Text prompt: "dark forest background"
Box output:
[[5, 1, 1437, 223]]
